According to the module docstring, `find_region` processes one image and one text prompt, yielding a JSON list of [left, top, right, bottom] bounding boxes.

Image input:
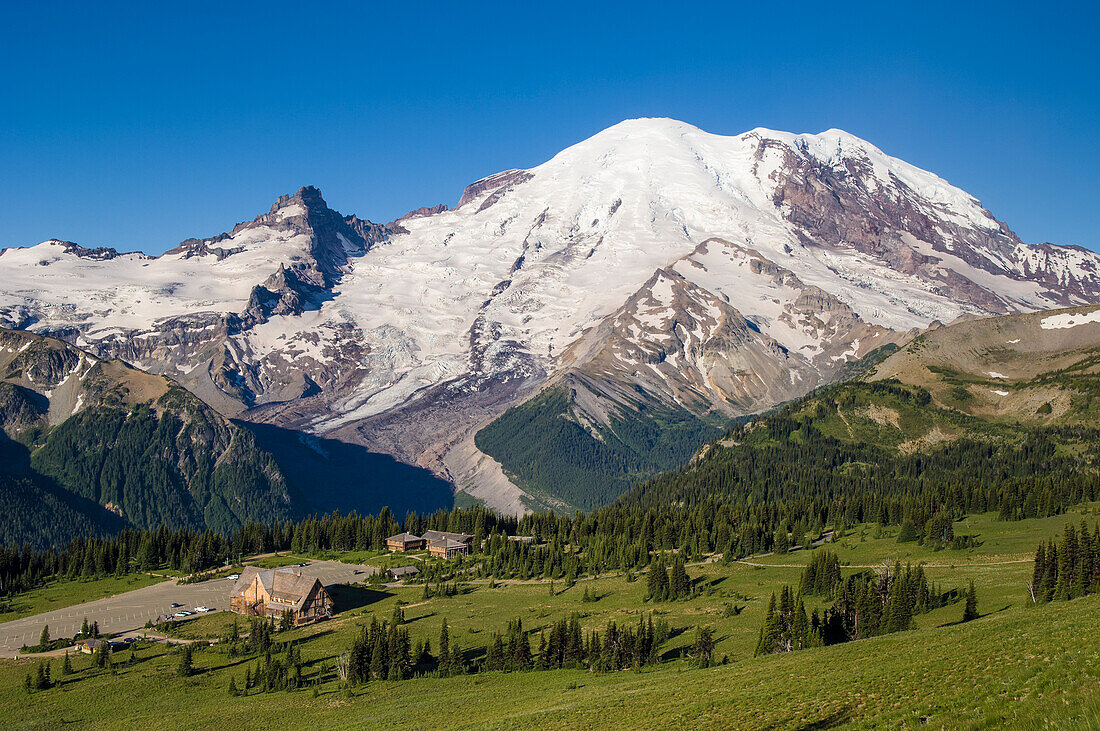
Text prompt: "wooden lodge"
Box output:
[[229, 567, 332, 625], [424, 530, 473, 559], [386, 532, 427, 552], [385, 529, 473, 558]]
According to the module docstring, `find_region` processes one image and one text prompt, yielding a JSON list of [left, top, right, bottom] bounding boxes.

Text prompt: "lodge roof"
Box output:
[[387, 565, 420, 577], [422, 530, 473, 545], [230, 566, 323, 612]]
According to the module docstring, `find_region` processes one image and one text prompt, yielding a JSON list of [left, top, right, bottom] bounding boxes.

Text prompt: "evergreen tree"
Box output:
[[755, 593, 779, 656], [38, 624, 50, 650], [962, 580, 978, 622], [646, 556, 669, 601], [439, 619, 450, 669], [177, 644, 193, 677], [369, 630, 386, 680], [93, 640, 110, 669], [669, 558, 690, 599], [691, 626, 714, 668], [897, 520, 919, 543], [62, 651, 73, 675]]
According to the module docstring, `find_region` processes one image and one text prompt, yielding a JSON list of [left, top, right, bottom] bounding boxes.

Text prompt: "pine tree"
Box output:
[[669, 558, 690, 599], [228, 676, 239, 696], [177, 644, 193, 677], [62, 651, 73, 675], [755, 593, 778, 656], [646, 556, 669, 601], [93, 640, 110, 669], [38, 625, 50, 650], [369, 630, 386, 680], [962, 580, 979, 622], [439, 619, 450, 669], [692, 626, 714, 668]]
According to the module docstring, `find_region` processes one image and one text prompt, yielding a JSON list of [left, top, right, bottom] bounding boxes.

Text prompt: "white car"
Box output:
[[227, 574, 239, 581], [173, 611, 188, 618], [194, 606, 210, 612]]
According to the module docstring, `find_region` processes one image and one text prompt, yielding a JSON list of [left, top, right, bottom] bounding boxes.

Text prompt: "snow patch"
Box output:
[[1039, 310, 1100, 330]]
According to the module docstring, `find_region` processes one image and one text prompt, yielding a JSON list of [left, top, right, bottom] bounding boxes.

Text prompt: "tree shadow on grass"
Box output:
[[404, 611, 436, 625], [328, 584, 391, 614], [789, 707, 853, 730], [938, 602, 1010, 628]]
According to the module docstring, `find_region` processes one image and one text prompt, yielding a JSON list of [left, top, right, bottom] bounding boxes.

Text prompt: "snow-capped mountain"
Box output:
[[2, 118, 1098, 513]]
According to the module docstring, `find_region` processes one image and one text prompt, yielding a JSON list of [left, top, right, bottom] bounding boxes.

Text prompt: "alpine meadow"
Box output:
[[2, 3, 1099, 729]]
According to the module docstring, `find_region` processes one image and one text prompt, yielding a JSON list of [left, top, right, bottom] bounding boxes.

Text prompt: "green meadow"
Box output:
[[5, 505, 1100, 728]]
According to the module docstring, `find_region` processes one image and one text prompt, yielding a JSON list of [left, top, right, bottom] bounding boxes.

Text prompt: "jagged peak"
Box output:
[[270, 185, 329, 215]]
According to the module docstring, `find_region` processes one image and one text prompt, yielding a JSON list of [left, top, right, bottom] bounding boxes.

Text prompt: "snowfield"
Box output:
[[1039, 310, 1100, 330], [1, 117, 1098, 471]]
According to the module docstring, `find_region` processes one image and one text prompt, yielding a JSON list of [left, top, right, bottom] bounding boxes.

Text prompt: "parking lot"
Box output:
[[0, 560, 377, 658]]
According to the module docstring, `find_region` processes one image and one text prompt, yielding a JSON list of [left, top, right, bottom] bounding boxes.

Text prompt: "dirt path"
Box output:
[[735, 557, 1033, 569]]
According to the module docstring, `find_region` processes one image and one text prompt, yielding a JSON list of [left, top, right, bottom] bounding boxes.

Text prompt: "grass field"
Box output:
[[4, 507, 1099, 728], [0, 574, 166, 625]]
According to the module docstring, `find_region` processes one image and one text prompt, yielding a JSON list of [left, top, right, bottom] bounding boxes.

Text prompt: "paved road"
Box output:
[[0, 560, 377, 658]]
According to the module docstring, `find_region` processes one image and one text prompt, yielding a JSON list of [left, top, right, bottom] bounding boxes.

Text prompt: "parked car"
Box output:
[[173, 612, 187, 618], [194, 606, 210, 612], [227, 574, 240, 581], [170, 603, 182, 608]]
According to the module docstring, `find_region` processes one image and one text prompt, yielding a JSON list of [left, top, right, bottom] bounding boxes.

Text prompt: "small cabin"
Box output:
[[385, 565, 421, 581]]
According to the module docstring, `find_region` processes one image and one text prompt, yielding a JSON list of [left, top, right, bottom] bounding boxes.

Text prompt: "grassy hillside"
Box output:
[[4, 505, 1099, 729], [475, 386, 723, 511], [870, 303, 1100, 427]]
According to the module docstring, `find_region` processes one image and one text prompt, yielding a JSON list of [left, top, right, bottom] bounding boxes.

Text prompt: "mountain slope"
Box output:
[[0, 328, 292, 544], [617, 303, 1100, 517], [1, 119, 1099, 514], [868, 303, 1100, 426]]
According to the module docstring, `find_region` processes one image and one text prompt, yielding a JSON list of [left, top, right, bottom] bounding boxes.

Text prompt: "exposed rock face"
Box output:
[[1, 119, 1098, 514]]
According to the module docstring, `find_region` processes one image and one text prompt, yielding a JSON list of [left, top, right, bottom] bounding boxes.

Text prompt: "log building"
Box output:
[[229, 567, 332, 625]]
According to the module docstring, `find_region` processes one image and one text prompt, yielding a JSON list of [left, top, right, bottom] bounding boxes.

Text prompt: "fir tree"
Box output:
[[669, 558, 691, 599], [692, 626, 714, 668], [177, 644, 193, 677], [38, 625, 50, 650], [439, 619, 450, 669], [646, 556, 669, 601], [962, 580, 979, 622], [62, 651, 73, 675]]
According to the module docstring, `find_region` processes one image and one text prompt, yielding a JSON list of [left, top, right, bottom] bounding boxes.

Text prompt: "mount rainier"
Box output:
[[2, 118, 1098, 513]]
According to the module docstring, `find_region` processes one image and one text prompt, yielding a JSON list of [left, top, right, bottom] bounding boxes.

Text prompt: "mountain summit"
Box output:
[[1, 118, 1097, 513]]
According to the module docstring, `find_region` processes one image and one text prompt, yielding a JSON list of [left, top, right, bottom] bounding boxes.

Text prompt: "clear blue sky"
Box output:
[[1, 1, 1097, 254]]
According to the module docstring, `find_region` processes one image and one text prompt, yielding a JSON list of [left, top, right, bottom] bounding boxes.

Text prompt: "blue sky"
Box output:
[[1, 1, 1097, 254]]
